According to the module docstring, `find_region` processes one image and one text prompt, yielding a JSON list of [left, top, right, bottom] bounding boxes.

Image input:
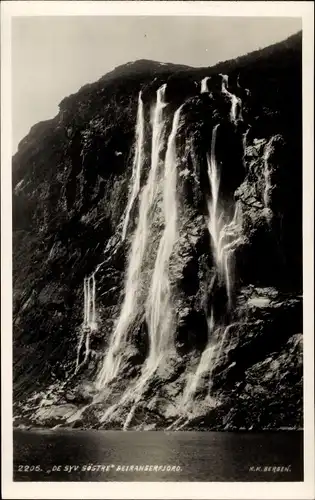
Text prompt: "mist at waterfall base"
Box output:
[[14, 429, 303, 482]]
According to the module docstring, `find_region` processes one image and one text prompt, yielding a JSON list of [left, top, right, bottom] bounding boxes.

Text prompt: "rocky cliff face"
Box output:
[[13, 32, 302, 431]]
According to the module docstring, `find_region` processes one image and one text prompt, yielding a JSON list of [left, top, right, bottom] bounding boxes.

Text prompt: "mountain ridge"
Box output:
[[14, 30, 301, 155]]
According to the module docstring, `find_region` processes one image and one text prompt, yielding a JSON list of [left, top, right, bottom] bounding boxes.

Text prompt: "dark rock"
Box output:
[[13, 32, 302, 430]]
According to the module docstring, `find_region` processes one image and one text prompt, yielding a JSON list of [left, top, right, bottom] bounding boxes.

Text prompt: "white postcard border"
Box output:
[[1, 2, 314, 499]]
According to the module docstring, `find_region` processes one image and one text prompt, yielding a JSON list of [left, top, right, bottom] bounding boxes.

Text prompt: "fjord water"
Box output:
[[14, 429, 303, 482]]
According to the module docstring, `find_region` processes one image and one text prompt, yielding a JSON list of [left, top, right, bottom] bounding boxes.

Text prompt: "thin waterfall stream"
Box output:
[[75, 273, 98, 372], [121, 90, 145, 242]]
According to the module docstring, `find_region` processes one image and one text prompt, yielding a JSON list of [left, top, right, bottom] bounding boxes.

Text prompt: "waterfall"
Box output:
[[122, 91, 145, 241], [95, 103, 183, 428], [91, 274, 96, 328], [74, 74, 248, 428], [146, 104, 183, 365], [207, 125, 221, 260], [75, 331, 85, 372], [180, 317, 240, 414], [220, 73, 243, 124], [83, 277, 88, 326], [206, 124, 243, 308], [261, 139, 275, 225], [181, 310, 217, 409], [122, 104, 183, 429], [179, 122, 244, 413], [96, 84, 167, 389], [84, 273, 97, 331], [200, 77, 211, 94], [263, 139, 272, 210], [76, 272, 98, 371], [218, 201, 243, 307]]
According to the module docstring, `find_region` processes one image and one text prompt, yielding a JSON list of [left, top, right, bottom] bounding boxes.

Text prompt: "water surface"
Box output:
[[14, 429, 303, 482]]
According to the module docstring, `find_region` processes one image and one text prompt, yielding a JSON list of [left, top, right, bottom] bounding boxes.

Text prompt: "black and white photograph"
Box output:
[[1, 1, 314, 499]]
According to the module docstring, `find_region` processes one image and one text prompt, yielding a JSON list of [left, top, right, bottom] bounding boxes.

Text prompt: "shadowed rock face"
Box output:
[[13, 32, 302, 430]]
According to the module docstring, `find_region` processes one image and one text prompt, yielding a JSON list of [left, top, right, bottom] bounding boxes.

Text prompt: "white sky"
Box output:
[[12, 16, 301, 152]]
